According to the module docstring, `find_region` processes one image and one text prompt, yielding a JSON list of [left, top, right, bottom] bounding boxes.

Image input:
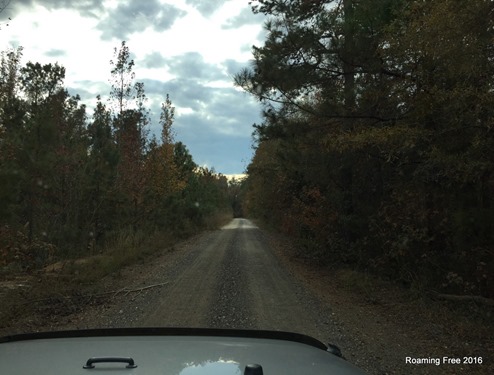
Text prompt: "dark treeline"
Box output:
[[236, 0, 493, 297], [0, 41, 231, 269]]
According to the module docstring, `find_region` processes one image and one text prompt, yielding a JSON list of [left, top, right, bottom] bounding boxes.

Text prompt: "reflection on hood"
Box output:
[[179, 359, 241, 375]]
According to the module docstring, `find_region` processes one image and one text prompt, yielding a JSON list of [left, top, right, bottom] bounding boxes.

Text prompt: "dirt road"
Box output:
[[87, 218, 490, 375], [5, 218, 490, 374], [131, 218, 330, 339], [2, 218, 336, 355]]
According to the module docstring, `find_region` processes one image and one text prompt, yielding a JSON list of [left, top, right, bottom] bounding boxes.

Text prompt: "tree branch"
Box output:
[[21, 282, 170, 305], [430, 291, 494, 307]]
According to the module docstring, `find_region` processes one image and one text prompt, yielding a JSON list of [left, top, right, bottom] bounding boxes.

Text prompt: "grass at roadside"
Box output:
[[262, 224, 493, 367], [255, 215, 494, 329], [0, 212, 233, 335], [47, 211, 232, 284]]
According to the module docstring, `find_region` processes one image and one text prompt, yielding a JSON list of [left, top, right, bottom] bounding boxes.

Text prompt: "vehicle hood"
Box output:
[[0, 328, 367, 375]]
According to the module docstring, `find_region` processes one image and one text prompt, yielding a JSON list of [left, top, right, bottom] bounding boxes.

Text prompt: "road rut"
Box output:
[[7, 218, 485, 374], [142, 218, 326, 339]]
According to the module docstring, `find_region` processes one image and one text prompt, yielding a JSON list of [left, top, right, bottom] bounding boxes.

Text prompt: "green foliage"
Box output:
[[0, 42, 234, 273], [109, 41, 135, 116], [240, 0, 494, 297]]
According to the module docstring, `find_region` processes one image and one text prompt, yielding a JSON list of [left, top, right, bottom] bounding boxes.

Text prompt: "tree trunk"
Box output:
[[343, 0, 356, 112]]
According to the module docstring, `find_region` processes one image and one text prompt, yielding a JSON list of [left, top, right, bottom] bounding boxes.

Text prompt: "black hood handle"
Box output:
[[83, 357, 137, 369]]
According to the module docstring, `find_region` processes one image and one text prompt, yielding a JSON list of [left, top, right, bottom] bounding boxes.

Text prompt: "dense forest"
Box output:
[[236, 0, 494, 298], [0, 41, 232, 270]]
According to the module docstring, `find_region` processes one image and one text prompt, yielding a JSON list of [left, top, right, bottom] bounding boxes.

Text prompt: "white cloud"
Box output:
[[0, 0, 265, 174]]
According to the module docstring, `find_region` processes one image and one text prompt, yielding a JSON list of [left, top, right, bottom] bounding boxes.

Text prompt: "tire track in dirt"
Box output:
[[142, 218, 325, 338], [142, 226, 236, 327], [208, 221, 255, 328]]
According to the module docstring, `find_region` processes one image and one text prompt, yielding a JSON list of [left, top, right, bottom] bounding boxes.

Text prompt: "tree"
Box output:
[[44, 91, 88, 252], [16, 62, 67, 241], [21, 62, 65, 108], [109, 41, 135, 116], [0, 47, 24, 222], [0, 55, 90, 258], [86, 95, 118, 250], [240, 0, 494, 296], [236, 0, 404, 126], [109, 41, 149, 231], [0, 46, 22, 112], [174, 141, 196, 182], [144, 95, 185, 204], [0, 42, 233, 271], [369, 0, 494, 293]]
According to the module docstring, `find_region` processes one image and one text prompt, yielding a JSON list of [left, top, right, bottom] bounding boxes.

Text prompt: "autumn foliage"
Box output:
[[0, 42, 231, 270], [238, 0, 494, 298]]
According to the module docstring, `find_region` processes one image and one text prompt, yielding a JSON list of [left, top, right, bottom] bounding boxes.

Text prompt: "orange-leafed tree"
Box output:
[[145, 94, 185, 202]]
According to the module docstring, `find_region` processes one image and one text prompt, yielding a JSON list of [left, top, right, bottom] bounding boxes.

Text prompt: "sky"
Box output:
[[0, 0, 267, 176]]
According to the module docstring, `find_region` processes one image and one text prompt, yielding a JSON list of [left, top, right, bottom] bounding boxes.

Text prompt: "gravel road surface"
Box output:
[[113, 218, 332, 340], [6, 218, 490, 374]]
